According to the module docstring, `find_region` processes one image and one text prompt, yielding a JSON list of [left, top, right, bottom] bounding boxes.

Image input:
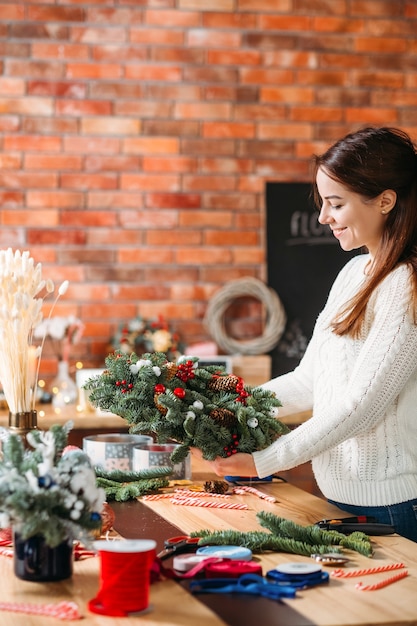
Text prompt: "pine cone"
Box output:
[[204, 480, 229, 494], [165, 362, 178, 380], [209, 407, 237, 427], [154, 392, 168, 415], [208, 374, 240, 393]]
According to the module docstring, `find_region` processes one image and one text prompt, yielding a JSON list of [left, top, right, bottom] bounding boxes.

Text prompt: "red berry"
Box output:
[[173, 387, 186, 399], [154, 384, 166, 393]]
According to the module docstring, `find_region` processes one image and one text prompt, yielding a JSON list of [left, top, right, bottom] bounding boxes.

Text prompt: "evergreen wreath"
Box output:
[[84, 351, 290, 464]]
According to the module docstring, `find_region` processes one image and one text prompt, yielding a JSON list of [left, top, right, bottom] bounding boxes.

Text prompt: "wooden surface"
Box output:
[[0, 459, 416, 625]]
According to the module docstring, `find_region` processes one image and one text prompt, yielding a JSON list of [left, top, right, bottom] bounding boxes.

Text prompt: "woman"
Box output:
[[198, 126, 417, 542]]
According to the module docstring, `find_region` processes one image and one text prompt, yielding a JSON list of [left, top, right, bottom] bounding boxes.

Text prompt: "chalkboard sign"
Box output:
[[266, 182, 358, 377]]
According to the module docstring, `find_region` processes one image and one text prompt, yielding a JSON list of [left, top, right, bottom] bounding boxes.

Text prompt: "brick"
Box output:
[[92, 45, 147, 63], [87, 7, 143, 25], [9, 23, 69, 40], [200, 157, 252, 174], [61, 211, 117, 227], [27, 191, 84, 209], [27, 230, 87, 245], [179, 0, 234, 9], [0, 172, 57, 188], [177, 247, 232, 264], [179, 211, 233, 228], [6, 59, 65, 79], [81, 117, 140, 135], [0, 42, 30, 57], [146, 9, 200, 27], [71, 27, 127, 44], [0, 96, 53, 116], [90, 82, 145, 99], [1, 210, 58, 227], [0, 191, 24, 207], [61, 173, 118, 190], [261, 86, 315, 105], [64, 137, 120, 154], [123, 137, 179, 154], [27, 81, 87, 98], [175, 102, 231, 120], [205, 230, 258, 245], [207, 49, 261, 66], [146, 230, 202, 245], [350, 0, 403, 17], [56, 100, 112, 116], [142, 120, 199, 137], [65, 63, 122, 79], [204, 86, 259, 102], [290, 107, 343, 122], [0, 117, 19, 132], [203, 122, 255, 139], [120, 173, 180, 192], [130, 28, 184, 46], [28, 5, 85, 21], [203, 12, 257, 28], [145, 193, 200, 208], [87, 230, 144, 246], [0, 3, 24, 19], [182, 174, 237, 192], [125, 65, 182, 81], [23, 118, 79, 134], [184, 66, 238, 84], [0, 78, 25, 96], [25, 154, 82, 170], [88, 192, 144, 209], [85, 155, 140, 172], [355, 37, 407, 54], [143, 156, 198, 173], [203, 193, 257, 210], [116, 102, 173, 118], [240, 68, 294, 85], [294, 0, 347, 14], [152, 47, 205, 64], [118, 248, 174, 264], [32, 43, 89, 60]]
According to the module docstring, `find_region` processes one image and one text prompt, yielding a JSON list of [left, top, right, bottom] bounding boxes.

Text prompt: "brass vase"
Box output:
[[8, 410, 38, 441]]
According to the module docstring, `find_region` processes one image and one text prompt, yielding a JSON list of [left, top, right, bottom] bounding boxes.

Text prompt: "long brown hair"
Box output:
[[313, 126, 417, 337]]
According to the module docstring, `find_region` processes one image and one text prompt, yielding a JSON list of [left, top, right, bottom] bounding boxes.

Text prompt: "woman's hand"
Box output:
[[190, 448, 258, 477]]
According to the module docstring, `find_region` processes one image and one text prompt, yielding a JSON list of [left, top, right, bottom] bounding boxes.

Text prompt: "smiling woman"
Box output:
[[200, 126, 417, 544]]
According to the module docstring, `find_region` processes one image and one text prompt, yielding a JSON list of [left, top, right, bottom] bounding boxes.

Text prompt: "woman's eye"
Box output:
[[331, 204, 342, 209]]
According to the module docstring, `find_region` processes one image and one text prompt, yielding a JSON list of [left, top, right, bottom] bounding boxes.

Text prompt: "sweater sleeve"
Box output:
[[253, 263, 417, 478]]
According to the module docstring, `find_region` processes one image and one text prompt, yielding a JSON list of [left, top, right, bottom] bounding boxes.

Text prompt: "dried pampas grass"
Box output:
[[0, 248, 68, 414]]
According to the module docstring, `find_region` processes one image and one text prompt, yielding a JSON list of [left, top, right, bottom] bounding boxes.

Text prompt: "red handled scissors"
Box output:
[[157, 535, 201, 561]]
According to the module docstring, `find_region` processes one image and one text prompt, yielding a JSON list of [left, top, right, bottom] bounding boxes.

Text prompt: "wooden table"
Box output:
[[1, 458, 417, 626]]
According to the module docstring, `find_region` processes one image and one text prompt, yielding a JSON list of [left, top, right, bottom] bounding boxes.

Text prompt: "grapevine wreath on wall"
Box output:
[[84, 351, 289, 463]]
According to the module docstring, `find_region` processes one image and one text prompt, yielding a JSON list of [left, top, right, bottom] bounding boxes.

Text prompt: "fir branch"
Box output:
[[97, 476, 169, 502], [94, 466, 172, 482]]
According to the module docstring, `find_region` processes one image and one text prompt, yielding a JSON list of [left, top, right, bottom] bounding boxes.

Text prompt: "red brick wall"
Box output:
[[1, 0, 417, 378]]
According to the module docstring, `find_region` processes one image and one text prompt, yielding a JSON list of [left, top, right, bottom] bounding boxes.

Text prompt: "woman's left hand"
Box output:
[[190, 448, 257, 477]]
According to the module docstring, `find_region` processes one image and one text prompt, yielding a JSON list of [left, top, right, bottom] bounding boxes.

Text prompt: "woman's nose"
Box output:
[[318, 204, 332, 225]]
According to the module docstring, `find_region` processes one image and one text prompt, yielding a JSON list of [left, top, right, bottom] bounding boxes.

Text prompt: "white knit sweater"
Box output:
[[254, 254, 417, 507]]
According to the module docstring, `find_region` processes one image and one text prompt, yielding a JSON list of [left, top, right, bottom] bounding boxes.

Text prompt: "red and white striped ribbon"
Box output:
[[0, 601, 81, 621], [170, 496, 248, 510], [232, 485, 276, 503]]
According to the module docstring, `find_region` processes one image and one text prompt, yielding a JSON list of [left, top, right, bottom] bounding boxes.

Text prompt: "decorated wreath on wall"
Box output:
[[84, 351, 289, 463]]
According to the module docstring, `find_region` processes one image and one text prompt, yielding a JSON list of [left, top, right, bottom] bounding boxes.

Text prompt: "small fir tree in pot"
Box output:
[[84, 352, 289, 464]]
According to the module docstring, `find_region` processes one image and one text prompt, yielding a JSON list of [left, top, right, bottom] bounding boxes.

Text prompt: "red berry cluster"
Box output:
[[235, 377, 249, 405], [223, 433, 239, 456], [115, 379, 133, 393], [176, 360, 196, 382]]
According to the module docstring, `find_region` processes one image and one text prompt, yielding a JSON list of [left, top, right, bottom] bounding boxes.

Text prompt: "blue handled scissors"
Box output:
[[189, 574, 297, 600], [157, 535, 201, 561]]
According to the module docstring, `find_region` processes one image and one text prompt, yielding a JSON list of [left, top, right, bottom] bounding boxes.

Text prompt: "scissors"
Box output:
[[157, 535, 201, 561], [190, 573, 297, 600]]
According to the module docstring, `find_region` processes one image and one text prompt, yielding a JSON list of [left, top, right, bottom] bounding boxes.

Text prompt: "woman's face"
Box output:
[[316, 167, 387, 260]]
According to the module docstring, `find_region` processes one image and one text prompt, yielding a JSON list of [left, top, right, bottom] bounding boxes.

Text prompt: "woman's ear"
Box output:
[[379, 189, 397, 215]]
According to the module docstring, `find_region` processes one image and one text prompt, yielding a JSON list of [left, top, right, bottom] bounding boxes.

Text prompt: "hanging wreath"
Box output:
[[204, 277, 286, 355]]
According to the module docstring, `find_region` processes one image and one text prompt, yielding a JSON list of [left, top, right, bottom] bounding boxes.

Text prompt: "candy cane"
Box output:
[[0, 601, 81, 621], [332, 563, 406, 578], [0, 547, 13, 558], [170, 497, 248, 510], [232, 486, 276, 503], [355, 570, 408, 591], [142, 493, 174, 500], [175, 489, 231, 499]]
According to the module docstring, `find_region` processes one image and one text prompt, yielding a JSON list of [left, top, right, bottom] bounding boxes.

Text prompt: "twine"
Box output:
[[204, 277, 286, 355]]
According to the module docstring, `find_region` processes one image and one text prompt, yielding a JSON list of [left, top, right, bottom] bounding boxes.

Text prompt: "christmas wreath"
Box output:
[[84, 351, 289, 464]]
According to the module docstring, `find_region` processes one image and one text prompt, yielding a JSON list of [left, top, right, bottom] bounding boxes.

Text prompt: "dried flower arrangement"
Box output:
[[0, 421, 105, 547], [0, 248, 68, 416], [33, 315, 84, 363]]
